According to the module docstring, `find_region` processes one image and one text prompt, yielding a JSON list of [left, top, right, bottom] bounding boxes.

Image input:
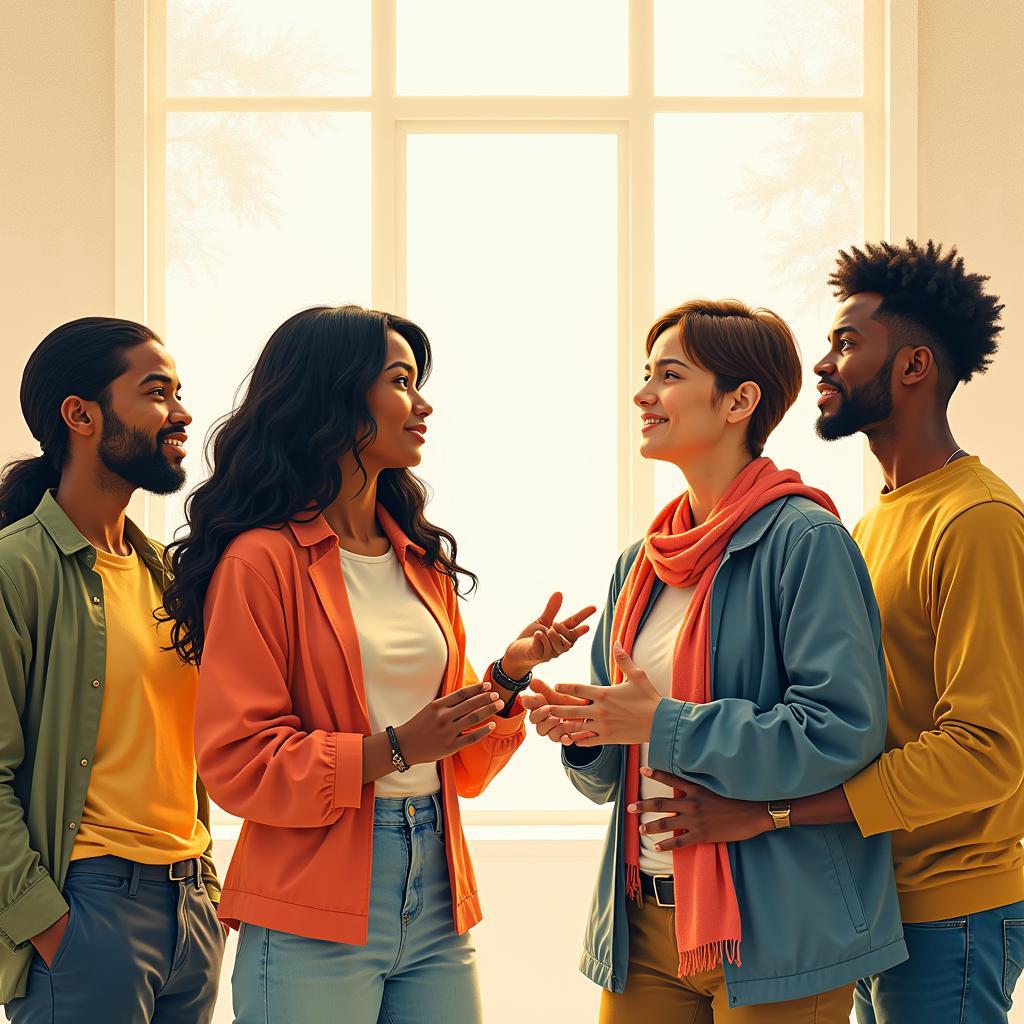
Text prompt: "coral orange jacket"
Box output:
[[195, 507, 526, 943]]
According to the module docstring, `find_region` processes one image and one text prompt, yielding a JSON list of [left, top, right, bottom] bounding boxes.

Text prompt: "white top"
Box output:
[[631, 581, 697, 876], [340, 545, 447, 797]]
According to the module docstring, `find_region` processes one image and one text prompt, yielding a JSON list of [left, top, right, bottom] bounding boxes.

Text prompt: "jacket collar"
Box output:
[[287, 505, 426, 565], [723, 496, 791, 555], [33, 490, 163, 573]]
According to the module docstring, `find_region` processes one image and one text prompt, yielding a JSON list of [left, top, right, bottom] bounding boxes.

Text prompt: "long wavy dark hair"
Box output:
[[0, 317, 159, 529], [161, 304, 476, 665]]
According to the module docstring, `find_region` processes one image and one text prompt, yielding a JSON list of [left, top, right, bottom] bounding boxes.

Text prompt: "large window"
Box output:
[[136, 0, 885, 820]]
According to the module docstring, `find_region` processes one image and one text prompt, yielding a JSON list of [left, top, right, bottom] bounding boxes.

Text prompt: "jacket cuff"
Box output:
[[562, 743, 611, 772], [333, 731, 365, 810], [490, 696, 527, 735], [0, 873, 69, 949], [199, 846, 221, 905], [647, 697, 691, 773], [843, 759, 905, 836], [200, 860, 222, 905]]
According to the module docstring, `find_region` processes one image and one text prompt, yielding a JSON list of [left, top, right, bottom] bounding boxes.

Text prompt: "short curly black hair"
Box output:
[[829, 238, 1003, 384]]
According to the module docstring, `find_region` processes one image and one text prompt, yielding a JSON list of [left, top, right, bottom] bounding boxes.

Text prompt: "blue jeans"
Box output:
[[232, 793, 481, 1024], [855, 899, 1024, 1023], [5, 856, 224, 1024]]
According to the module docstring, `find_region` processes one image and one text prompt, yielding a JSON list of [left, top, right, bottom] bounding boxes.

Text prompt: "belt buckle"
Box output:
[[167, 859, 195, 882], [652, 874, 674, 908]]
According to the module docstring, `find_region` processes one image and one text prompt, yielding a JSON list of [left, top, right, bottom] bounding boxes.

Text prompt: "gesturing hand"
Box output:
[[395, 682, 504, 766], [500, 593, 598, 681], [627, 766, 774, 851], [519, 679, 594, 744], [553, 642, 662, 746]]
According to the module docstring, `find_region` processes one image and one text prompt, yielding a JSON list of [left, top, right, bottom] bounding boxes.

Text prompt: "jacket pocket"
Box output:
[[823, 827, 868, 934]]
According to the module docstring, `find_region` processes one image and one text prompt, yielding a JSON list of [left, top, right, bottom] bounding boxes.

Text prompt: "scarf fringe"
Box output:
[[626, 863, 642, 905], [677, 939, 742, 977]]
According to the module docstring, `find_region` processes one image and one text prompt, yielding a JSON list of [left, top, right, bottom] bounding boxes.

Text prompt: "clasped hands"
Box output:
[[519, 641, 663, 746], [519, 642, 773, 849]]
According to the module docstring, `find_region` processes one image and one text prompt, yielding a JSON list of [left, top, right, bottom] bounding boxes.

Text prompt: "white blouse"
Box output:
[[340, 545, 448, 798]]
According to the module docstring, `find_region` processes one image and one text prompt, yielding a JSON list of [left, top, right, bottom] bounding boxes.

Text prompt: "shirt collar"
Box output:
[[33, 490, 95, 556], [32, 490, 164, 572], [287, 505, 426, 566]]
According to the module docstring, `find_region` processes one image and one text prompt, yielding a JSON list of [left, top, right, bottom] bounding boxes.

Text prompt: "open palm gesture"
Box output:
[[500, 592, 597, 680]]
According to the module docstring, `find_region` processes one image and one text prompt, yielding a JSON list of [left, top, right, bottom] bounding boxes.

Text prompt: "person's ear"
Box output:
[[725, 381, 761, 426], [61, 396, 100, 439], [900, 345, 937, 387]]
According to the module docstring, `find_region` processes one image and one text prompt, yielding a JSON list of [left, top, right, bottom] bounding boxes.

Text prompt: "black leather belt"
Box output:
[[640, 872, 675, 907], [66, 854, 202, 884]]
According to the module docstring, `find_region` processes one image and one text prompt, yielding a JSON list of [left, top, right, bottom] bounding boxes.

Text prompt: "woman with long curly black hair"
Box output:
[[161, 304, 593, 1023]]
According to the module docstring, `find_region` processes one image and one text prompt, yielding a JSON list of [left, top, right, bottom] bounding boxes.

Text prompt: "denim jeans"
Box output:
[[232, 793, 481, 1024], [5, 856, 224, 1024], [855, 899, 1024, 1024]]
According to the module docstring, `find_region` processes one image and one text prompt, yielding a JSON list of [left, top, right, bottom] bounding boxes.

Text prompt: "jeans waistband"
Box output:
[[373, 792, 442, 827], [65, 854, 205, 895]]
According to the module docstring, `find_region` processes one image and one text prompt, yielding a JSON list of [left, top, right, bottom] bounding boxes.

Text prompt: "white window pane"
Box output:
[[397, 0, 628, 95], [653, 113, 865, 524], [406, 133, 619, 810], [163, 112, 371, 539], [655, 0, 863, 97], [167, 0, 370, 96]]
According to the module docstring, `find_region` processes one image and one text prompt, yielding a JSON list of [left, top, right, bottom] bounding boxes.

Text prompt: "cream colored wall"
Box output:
[[1, 4, 1023, 1023], [917, 0, 1024, 493], [0, 0, 115, 464]]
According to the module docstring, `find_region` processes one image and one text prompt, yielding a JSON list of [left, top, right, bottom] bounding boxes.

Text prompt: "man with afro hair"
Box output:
[[625, 240, 1024, 1021], [808, 239, 1024, 1022]]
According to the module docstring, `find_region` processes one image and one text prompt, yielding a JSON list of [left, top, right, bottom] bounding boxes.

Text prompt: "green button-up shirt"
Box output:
[[0, 491, 220, 1003]]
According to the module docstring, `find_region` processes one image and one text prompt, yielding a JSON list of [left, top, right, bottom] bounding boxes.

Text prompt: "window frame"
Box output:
[[114, 0, 917, 828]]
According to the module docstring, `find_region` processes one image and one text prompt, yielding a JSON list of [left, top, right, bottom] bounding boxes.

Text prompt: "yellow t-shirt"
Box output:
[[843, 457, 1024, 922], [71, 546, 210, 864]]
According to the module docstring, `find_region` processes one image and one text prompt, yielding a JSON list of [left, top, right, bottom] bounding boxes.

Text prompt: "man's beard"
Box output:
[[97, 406, 185, 494], [815, 351, 897, 441]]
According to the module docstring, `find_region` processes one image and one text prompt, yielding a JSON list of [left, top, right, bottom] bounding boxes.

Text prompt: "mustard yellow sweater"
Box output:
[[844, 457, 1024, 922]]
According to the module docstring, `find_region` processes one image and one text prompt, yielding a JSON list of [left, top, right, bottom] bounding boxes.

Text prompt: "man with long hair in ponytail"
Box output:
[[523, 300, 907, 1020], [0, 318, 223, 1022]]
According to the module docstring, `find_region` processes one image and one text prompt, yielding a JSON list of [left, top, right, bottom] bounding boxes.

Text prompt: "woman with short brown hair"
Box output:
[[524, 298, 906, 1021]]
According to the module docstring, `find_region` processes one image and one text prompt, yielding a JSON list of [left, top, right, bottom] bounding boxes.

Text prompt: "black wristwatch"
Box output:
[[491, 657, 532, 718]]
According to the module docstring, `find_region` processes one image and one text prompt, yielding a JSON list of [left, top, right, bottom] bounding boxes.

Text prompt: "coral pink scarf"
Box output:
[[611, 457, 838, 975]]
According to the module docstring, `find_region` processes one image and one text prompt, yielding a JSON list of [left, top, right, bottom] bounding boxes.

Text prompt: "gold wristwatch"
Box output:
[[768, 801, 792, 829]]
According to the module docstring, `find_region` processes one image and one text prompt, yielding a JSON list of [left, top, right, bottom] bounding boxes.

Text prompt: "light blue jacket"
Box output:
[[563, 496, 907, 1007]]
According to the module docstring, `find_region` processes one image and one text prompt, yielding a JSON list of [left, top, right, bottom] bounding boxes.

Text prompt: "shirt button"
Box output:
[[91, 680, 100, 688], [92, 596, 101, 605], [68, 822, 77, 830], [80, 759, 88, 767]]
